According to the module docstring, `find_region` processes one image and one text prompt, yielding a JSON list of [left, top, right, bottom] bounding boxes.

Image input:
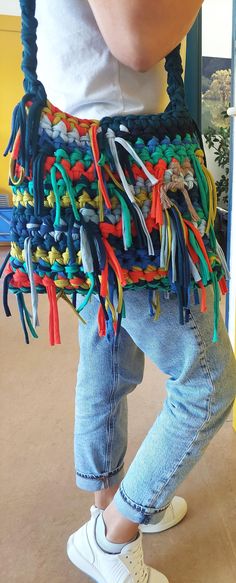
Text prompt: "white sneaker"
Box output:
[[67, 507, 169, 583], [90, 495, 187, 535], [140, 496, 187, 534]]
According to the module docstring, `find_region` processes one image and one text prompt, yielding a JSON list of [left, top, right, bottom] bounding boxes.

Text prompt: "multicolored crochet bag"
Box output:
[[1, 0, 230, 345]]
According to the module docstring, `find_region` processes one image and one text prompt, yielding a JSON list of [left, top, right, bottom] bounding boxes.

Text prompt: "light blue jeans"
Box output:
[[74, 286, 236, 524]]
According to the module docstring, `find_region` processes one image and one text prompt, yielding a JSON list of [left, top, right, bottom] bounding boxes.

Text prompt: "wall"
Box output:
[[0, 1, 20, 16], [202, 0, 232, 188], [0, 14, 22, 197], [202, 0, 232, 58]]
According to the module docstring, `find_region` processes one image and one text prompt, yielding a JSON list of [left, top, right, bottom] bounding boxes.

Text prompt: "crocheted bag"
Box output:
[[1, 0, 230, 345]]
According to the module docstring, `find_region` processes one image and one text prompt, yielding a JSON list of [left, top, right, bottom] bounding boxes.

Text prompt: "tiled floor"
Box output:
[[1, 245, 236, 583]]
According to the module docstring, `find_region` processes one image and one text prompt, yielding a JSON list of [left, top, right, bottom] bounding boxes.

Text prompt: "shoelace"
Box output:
[[123, 539, 149, 583]]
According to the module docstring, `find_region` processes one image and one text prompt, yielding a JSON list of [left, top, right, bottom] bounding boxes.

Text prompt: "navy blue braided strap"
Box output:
[[101, 44, 192, 135], [20, 0, 45, 97], [5, 0, 190, 167], [4, 0, 47, 171], [164, 44, 186, 112]]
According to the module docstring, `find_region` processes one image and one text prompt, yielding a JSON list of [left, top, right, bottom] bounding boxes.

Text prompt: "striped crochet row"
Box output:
[[1, 100, 229, 346]]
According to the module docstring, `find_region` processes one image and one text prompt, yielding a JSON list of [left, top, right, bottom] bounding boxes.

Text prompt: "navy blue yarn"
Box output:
[[93, 233, 107, 271], [25, 102, 47, 175], [116, 143, 136, 187], [5, 1, 47, 174], [148, 289, 155, 316], [105, 308, 115, 343], [20, 0, 45, 98], [40, 216, 55, 238], [194, 286, 200, 305], [171, 207, 191, 298], [33, 151, 49, 216], [10, 258, 23, 270], [17, 292, 29, 344], [71, 219, 80, 241], [114, 310, 123, 348], [169, 206, 191, 324], [72, 291, 77, 309], [4, 103, 20, 156], [112, 187, 145, 249], [82, 221, 109, 321], [4, 96, 29, 162], [4, 102, 22, 158], [3, 273, 13, 317], [66, 213, 77, 264], [185, 306, 191, 323]]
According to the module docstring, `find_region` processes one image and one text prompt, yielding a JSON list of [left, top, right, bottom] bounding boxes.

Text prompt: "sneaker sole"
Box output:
[[67, 533, 106, 583]]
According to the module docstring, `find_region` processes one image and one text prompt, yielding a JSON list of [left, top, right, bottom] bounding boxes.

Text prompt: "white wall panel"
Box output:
[[0, 1, 20, 16]]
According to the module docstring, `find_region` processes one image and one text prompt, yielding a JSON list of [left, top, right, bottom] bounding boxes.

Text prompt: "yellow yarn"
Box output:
[[46, 191, 56, 208], [153, 290, 161, 321], [56, 290, 87, 323], [76, 250, 82, 265], [104, 164, 124, 191], [62, 248, 70, 265], [79, 190, 99, 209], [33, 246, 50, 263], [23, 190, 34, 206], [171, 202, 187, 244], [165, 209, 172, 268], [117, 278, 124, 313], [52, 113, 66, 125], [209, 255, 221, 266], [48, 246, 64, 265], [110, 196, 119, 210], [195, 149, 217, 231], [43, 106, 52, 116], [14, 192, 24, 207], [61, 192, 72, 207], [134, 189, 149, 207], [9, 154, 24, 188], [55, 279, 69, 288], [105, 297, 116, 321], [98, 184, 104, 222], [11, 242, 23, 261]]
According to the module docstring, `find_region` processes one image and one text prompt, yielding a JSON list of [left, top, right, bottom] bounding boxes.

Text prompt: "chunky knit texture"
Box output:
[[1, 0, 229, 345]]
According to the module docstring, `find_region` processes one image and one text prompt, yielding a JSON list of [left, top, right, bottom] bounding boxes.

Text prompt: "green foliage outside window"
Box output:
[[204, 119, 230, 206], [202, 69, 231, 207]]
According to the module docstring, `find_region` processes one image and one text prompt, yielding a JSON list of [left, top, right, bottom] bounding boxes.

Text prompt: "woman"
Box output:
[[36, 2, 236, 581]]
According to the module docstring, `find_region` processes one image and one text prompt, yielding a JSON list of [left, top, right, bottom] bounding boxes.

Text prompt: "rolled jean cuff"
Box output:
[[75, 462, 125, 491], [113, 484, 171, 524]]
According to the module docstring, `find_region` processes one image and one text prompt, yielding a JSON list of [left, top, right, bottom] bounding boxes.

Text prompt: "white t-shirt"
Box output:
[[36, 0, 176, 120]]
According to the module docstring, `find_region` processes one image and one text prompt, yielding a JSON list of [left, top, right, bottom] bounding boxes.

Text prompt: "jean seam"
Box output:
[[148, 413, 208, 508], [104, 335, 120, 476], [147, 318, 217, 509], [146, 312, 217, 509], [76, 461, 124, 480], [119, 483, 171, 514], [189, 310, 216, 404], [119, 397, 215, 513]]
